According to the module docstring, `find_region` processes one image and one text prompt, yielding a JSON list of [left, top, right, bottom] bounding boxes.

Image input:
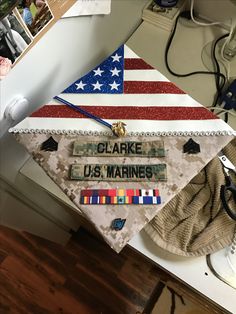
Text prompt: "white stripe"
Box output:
[[124, 70, 169, 82], [139, 196, 143, 204], [141, 190, 154, 196], [12, 117, 233, 133], [124, 45, 140, 59], [57, 94, 202, 107]]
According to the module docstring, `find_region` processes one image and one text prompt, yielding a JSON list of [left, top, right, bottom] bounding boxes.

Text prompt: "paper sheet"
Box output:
[[63, 0, 111, 18]]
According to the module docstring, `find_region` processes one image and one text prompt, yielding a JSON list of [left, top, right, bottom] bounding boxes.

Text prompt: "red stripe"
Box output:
[[124, 81, 185, 94], [31, 105, 218, 120], [124, 58, 154, 70], [126, 189, 134, 196], [108, 189, 116, 196], [81, 190, 93, 197], [99, 189, 108, 196]]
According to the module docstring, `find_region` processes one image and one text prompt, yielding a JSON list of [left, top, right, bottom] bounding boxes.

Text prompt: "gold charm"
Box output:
[[111, 121, 127, 137]]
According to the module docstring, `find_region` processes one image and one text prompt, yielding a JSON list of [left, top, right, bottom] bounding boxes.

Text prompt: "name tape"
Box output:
[[70, 164, 167, 181], [73, 140, 165, 157], [80, 189, 161, 205]]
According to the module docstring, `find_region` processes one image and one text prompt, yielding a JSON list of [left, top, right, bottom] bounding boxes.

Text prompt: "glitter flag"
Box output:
[[13, 45, 233, 132]]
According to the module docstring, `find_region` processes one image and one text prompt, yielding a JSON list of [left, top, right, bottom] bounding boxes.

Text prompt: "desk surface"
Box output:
[[127, 20, 236, 130], [127, 20, 236, 314], [129, 231, 236, 314]]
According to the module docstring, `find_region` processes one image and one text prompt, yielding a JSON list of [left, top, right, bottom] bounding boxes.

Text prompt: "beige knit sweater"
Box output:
[[145, 138, 236, 257]]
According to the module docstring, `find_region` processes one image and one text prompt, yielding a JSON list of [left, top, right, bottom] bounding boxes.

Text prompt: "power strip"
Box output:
[[142, 0, 187, 32]]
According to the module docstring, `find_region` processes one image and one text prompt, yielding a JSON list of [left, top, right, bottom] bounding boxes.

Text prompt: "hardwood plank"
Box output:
[[69, 235, 155, 300], [0, 225, 162, 314], [64, 277, 121, 314], [119, 248, 161, 295], [0, 256, 93, 314], [74, 249, 150, 302], [0, 229, 72, 285], [0, 249, 8, 265], [0, 224, 225, 314], [69, 229, 125, 270]]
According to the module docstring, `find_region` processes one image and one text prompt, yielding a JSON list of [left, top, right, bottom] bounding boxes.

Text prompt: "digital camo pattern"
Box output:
[[14, 133, 234, 252], [73, 140, 165, 157], [70, 164, 167, 181]]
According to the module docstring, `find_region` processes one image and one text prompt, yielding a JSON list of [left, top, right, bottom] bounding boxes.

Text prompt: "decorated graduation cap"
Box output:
[[10, 45, 235, 252]]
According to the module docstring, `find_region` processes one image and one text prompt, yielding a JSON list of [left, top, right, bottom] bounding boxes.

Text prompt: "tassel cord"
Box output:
[[54, 96, 112, 130]]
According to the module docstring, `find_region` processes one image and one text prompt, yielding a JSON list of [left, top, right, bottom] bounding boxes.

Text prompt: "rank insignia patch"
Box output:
[[111, 218, 126, 231], [183, 138, 201, 154], [41, 136, 58, 152]]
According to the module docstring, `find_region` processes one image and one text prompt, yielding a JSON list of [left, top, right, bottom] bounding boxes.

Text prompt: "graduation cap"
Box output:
[[10, 44, 234, 253]]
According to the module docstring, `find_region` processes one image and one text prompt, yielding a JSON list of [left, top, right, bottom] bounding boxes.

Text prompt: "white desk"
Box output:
[[129, 231, 235, 314], [127, 20, 235, 314]]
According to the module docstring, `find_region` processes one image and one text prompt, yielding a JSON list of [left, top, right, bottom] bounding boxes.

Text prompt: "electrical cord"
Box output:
[[209, 33, 230, 123], [190, 0, 224, 27], [190, 0, 235, 85], [165, 12, 226, 81], [220, 19, 236, 80], [165, 11, 230, 120], [212, 33, 229, 105], [207, 107, 236, 117]]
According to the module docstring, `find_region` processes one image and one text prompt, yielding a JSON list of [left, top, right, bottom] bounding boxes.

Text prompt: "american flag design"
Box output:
[[12, 45, 233, 135], [80, 189, 161, 205]]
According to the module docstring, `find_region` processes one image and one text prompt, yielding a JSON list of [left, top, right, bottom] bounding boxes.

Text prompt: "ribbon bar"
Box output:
[[80, 189, 161, 205]]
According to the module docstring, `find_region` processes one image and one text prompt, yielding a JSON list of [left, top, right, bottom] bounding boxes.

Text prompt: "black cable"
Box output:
[[212, 33, 229, 107], [165, 11, 230, 121], [164, 12, 226, 83], [225, 112, 229, 123], [211, 33, 230, 122]]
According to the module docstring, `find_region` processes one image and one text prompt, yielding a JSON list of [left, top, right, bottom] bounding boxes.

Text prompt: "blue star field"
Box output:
[[62, 45, 124, 94]]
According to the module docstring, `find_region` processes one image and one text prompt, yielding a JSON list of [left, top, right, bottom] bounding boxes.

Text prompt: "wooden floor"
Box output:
[[0, 225, 164, 314]]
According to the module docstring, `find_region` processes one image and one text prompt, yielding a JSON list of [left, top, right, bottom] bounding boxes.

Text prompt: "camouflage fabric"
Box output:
[[14, 133, 234, 253]]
